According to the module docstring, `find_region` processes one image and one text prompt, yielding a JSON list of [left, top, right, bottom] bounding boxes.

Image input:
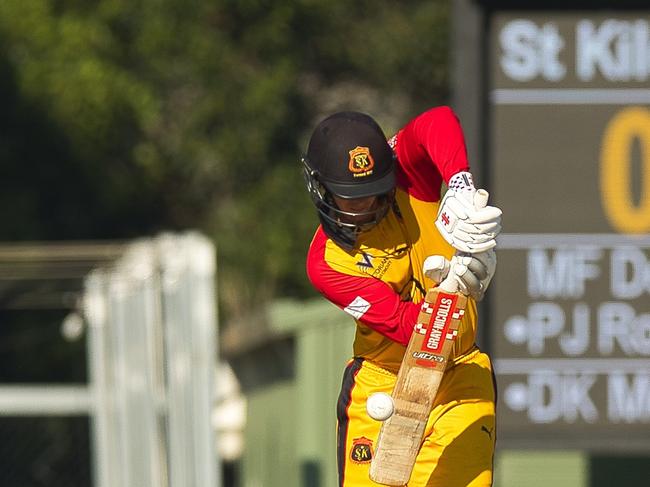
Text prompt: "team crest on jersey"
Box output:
[[348, 146, 375, 177], [350, 436, 373, 464]]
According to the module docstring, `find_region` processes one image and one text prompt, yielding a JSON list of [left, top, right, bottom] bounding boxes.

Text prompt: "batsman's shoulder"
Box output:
[[306, 227, 367, 290], [410, 105, 459, 127]]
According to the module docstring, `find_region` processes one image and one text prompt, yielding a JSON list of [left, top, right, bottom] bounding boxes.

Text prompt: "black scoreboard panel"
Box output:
[[488, 10, 650, 450]]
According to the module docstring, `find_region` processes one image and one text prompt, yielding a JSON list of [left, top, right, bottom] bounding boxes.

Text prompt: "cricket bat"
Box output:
[[369, 286, 467, 485], [369, 190, 488, 486]]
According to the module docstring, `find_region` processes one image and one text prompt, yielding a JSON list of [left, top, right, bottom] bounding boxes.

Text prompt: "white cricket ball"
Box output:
[[366, 392, 395, 421]]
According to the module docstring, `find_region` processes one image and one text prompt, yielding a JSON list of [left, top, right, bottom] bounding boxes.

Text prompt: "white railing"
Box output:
[[0, 233, 220, 487]]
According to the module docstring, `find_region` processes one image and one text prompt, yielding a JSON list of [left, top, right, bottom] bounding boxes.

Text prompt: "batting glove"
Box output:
[[435, 172, 502, 254], [438, 249, 497, 301], [422, 255, 451, 284]]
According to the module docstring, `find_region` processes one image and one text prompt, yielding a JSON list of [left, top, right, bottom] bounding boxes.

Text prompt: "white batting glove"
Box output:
[[435, 173, 502, 254], [422, 255, 451, 284], [438, 250, 497, 301]]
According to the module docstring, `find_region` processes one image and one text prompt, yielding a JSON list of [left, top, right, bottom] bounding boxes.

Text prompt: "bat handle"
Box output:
[[474, 188, 489, 209], [438, 273, 459, 293]]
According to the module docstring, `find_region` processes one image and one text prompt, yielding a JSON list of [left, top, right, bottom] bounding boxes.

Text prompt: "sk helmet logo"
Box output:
[[348, 146, 375, 177]]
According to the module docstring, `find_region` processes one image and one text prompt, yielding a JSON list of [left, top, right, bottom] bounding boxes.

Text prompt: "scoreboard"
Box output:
[[486, 10, 650, 449]]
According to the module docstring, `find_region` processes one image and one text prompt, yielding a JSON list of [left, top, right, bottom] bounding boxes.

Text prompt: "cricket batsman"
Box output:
[[302, 107, 502, 486]]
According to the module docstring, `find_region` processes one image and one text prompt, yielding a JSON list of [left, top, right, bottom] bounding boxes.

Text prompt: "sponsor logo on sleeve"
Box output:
[[356, 252, 374, 271], [343, 296, 371, 319]]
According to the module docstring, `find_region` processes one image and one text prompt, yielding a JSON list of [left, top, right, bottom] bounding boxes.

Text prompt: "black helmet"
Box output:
[[302, 111, 396, 248]]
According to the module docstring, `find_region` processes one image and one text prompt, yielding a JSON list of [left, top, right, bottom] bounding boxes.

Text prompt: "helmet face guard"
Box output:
[[303, 157, 394, 248]]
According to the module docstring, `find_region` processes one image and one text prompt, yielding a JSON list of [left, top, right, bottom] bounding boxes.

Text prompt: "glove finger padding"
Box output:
[[464, 254, 489, 281], [448, 237, 497, 254], [447, 250, 497, 301], [474, 249, 497, 296], [465, 205, 502, 225], [455, 220, 502, 237], [452, 227, 498, 245], [436, 187, 502, 255], [453, 264, 481, 298], [422, 255, 451, 284]]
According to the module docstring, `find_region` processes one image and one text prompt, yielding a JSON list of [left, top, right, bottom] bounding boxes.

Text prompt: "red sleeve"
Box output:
[[393, 106, 470, 202], [306, 229, 420, 346]]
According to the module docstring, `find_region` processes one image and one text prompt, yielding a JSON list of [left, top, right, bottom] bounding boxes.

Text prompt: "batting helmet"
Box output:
[[303, 111, 396, 248]]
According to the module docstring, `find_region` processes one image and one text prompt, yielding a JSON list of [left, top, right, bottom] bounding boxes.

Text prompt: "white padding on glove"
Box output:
[[422, 255, 451, 284], [435, 187, 502, 254], [438, 249, 497, 301]]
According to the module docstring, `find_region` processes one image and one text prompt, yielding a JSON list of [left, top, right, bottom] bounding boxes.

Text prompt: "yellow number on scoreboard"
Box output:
[[600, 107, 650, 234]]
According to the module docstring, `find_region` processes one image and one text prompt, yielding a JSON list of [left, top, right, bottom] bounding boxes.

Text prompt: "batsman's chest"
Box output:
[[354, 215, 423, 300], [353, 245, 414, 295], [354, 192, 454, 298]]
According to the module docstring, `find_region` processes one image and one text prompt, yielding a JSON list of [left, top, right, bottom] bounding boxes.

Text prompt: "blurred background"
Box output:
[[0, 0, 649, 486]]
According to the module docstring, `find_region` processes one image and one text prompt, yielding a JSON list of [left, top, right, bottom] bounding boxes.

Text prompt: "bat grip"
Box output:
[[474, 188, 489, 209], [438, 273, 459, 293]]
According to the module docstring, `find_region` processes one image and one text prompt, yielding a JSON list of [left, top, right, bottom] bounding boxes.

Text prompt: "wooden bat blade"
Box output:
[[369, 288, 467, 486]]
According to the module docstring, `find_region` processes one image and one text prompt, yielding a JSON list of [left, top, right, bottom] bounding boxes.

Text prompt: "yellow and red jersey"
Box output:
[[306, 106, 479, 372]]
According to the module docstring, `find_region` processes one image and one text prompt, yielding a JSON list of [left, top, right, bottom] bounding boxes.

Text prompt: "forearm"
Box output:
[[308, 265, 420, 346]]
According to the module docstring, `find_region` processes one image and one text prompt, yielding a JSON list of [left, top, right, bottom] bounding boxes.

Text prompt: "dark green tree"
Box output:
[[0, 0, 451, 322]]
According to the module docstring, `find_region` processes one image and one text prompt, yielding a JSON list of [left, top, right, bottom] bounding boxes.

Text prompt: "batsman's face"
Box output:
[[332, 195, 379, 225]]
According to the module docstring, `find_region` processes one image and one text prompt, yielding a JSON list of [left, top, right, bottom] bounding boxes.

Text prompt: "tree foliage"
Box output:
[[0, 0, 451, 322]]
